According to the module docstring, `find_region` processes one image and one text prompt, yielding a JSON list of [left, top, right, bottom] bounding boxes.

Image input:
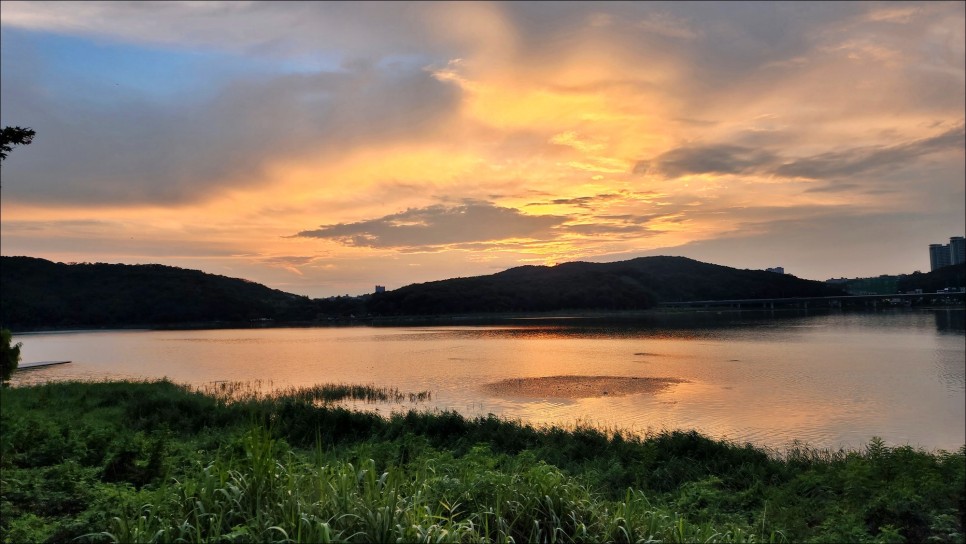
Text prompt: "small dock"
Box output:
[[17, 360, 72, 370]]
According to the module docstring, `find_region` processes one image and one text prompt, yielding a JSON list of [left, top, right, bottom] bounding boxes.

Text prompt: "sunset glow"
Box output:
[[1, 1, 963, 296]]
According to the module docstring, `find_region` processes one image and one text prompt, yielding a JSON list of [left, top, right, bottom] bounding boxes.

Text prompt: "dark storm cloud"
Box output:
[[0, 57, 461, 205], [296, 201, 567, 249]]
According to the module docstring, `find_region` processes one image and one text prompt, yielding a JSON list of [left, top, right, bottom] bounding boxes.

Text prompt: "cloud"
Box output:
[[296, 200, 567, 250], [525, 192, 626, 209], [634, 145, 778, 178], [774, 123, 964, 179], [0, 52, 462, 204], [1, 1, 963, 296], [803, 182, 862, 194], [525, 189, 661, 209], [0, 2, 488, 61], [634, 124, 964, 181], [563, 223, 653, 236], [865, 5, 922, 23], [0, 219, 243, 258], [635, 12, 700, 40], [258, 255, 323, 267]]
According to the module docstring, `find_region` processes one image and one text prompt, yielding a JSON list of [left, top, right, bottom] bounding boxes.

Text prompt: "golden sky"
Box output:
[[1, 1, 963, 296]]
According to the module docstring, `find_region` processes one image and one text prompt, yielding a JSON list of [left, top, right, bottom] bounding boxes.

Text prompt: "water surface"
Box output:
[[12, 309, 965, 452]]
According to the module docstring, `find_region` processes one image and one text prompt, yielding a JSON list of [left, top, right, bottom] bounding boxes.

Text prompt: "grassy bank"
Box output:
[[1, 381, 963, 543]]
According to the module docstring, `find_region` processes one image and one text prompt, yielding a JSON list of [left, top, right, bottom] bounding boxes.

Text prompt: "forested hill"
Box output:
[[897, 262, 966, 293], [367, 256, 845, 315], [0, 256, 317, 329], [1, 255, 847, 328]]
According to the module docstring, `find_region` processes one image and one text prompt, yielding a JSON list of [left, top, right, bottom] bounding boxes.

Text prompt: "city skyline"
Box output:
[[1, 1, 964, 297]]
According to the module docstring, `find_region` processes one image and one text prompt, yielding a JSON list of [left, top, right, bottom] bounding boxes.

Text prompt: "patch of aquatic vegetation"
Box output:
[[1, 380, 963, 543], [196, 379, 432, 405]]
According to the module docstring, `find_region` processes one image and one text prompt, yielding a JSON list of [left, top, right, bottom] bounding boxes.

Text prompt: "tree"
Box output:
[[1, 328, 22, 383], [0, 126, 36, 162]]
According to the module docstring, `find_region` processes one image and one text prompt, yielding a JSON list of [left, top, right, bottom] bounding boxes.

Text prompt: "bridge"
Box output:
[[658, 291, 966, 309]]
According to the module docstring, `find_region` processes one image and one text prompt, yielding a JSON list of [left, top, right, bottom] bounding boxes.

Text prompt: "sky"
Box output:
[[1, 1, 963, 297]]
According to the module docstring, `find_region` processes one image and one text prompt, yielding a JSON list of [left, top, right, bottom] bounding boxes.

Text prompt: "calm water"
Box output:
[[10, 309, 965, 452]]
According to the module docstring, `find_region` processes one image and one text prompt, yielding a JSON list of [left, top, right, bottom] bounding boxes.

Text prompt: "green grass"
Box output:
[[1, 380, 963, 543]]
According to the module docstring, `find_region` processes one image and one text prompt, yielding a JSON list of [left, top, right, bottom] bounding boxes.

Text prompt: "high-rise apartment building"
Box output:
[[951, 236, 966, 266], [930, 244, 951, 271], [929, 236, 966, 271]]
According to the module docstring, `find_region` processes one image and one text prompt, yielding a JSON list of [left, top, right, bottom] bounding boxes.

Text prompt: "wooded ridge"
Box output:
[[1, 255, 854, 328]]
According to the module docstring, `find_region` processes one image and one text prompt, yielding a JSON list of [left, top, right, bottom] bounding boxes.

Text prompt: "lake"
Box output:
[[10, 308, 965, 452]]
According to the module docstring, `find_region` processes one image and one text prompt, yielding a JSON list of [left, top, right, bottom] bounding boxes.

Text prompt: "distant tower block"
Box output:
[[930, 243, 952, 271], [374, 285, 386, 294], [765, 266, 785, 274], [951, 236, 965, 265]]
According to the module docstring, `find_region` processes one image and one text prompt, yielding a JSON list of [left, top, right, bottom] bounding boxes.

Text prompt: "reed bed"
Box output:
[[196, 380, 432, 405]]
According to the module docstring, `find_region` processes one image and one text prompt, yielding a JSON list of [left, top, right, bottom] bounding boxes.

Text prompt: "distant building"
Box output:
[[951, 236, 966, 265], [929, 236, 965, 271], [765, 266, 785, 274], [374, 285, 386, 294], [930, 244, 951, 271]]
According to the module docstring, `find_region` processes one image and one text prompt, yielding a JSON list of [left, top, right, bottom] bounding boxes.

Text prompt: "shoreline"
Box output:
[[2, 379, 963, 543], [8, 305, 963, 334], [6, 377, 966, 455]]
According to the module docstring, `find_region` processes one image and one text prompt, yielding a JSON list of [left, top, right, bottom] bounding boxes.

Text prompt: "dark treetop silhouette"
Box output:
[[0, 126, 35, 162]]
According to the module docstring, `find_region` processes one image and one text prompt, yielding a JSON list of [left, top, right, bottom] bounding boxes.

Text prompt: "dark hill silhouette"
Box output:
[[897, 263, 966, 293], [0, 256, 316, 329], [2, 255, 849, 328], [368, 256, 845, 316]]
